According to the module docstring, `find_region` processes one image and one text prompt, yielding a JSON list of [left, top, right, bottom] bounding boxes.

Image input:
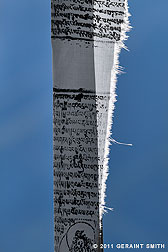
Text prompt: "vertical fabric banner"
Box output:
[[51, 0, 130, 251]]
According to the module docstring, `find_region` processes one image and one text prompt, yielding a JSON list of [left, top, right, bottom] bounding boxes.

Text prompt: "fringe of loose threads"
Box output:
[[99, 0, 131, 224]]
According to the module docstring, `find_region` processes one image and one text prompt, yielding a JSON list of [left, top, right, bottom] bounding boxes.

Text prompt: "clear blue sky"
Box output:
[[0, 1, 168, 251]]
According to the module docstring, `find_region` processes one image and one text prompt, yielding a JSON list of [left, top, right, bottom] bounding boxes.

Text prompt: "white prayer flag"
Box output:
[[51, 0, 130, 250]]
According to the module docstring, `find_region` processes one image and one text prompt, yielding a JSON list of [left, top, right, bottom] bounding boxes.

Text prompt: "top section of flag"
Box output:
[[51, 0, 127, 43]]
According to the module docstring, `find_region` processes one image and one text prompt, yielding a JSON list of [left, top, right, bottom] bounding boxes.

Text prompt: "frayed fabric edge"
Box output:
[[99, 0, 131, 225]]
